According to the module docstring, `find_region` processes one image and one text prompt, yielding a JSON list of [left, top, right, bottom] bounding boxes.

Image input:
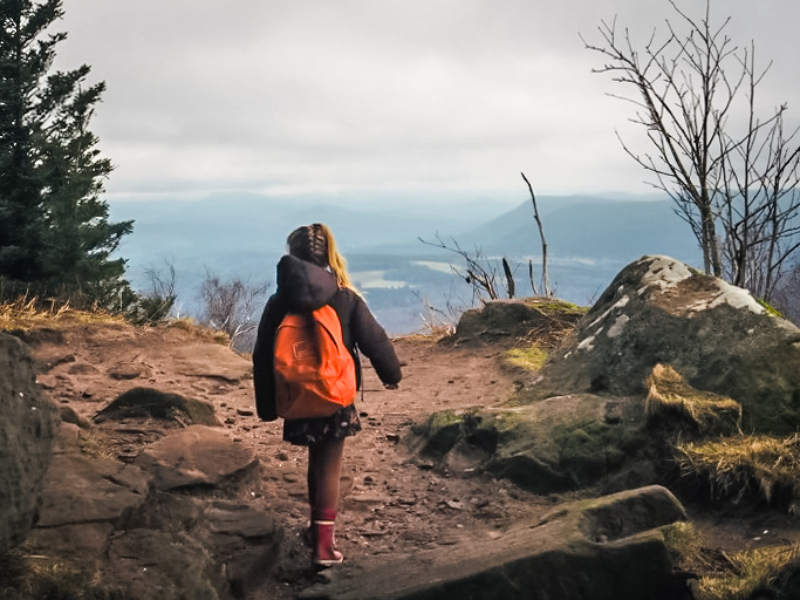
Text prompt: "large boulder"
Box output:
[[0, 332, 60, 551], [299, 485, 688, 600], [527, 255, 800, 435]]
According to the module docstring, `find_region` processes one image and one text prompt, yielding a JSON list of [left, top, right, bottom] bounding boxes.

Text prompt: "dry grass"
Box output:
[[0, 550, 130, 600], [0, 297, 237, 355], [517, 308, 580, 351], [75, 429, 115, 459], [663, 521, 706, 572], [414, 300, 457, 339], [0, 295, 123, 331], [693, 544, 800, 600], [646, 364, 742, 435], [166, 317, 230, 346], [675, 434, 800, 512], [663, 522, 800, 599]]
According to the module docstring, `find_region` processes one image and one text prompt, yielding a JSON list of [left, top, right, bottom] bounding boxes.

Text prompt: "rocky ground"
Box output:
[[16, 317, 800, 598]]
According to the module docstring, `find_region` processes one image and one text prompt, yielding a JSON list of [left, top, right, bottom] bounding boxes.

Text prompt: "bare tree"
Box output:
[[127, 260, 177, 326], [583, 0, 800, 300], [720, 106, 800, 299], [773, 258, 800, 325], [420, 173, 555, 303], [419, 235, 506, 302], [197, 269, 269, 349]]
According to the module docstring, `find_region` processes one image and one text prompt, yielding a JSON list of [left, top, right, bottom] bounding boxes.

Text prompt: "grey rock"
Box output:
[[486, 393, 649, 493], [126, 490, 205, 533], [530, 255, 800, 434], [105, 529, 224, 600], [58, 404, 91, 428], [195, 501, 283, 598], [0, 333, 60, 552], [135, 425, 258, 490], [108, 361, 152, 380], [449, 298, 584, 346], [68, 362, 101, 375], [411, 256, 795, 495], [299, 485, 687, 600], [36, 453, 151, 528], [410, 393, 652, 494]]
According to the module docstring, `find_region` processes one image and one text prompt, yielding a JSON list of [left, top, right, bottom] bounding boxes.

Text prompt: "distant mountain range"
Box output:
[[449, 195, 699, 263], [109, 191, 703, 335]]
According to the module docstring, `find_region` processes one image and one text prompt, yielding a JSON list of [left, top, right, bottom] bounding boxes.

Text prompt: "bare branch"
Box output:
[[520, 171, 552, 296]]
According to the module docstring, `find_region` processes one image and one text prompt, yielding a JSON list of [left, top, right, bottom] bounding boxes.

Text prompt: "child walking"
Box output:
[[252, 223, 402, 567]]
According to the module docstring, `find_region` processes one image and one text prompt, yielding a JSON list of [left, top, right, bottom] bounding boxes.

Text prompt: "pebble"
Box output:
[[444, 500, 466, 511]]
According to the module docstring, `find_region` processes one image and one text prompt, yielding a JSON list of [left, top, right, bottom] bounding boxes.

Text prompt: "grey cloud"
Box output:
[[55, 0, 800, 198]]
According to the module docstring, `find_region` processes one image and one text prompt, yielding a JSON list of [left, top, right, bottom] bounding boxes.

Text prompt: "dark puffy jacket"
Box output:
[[252, 254, 402, 421]]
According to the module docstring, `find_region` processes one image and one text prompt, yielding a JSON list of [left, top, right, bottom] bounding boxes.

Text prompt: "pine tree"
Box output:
[[37, 67, 132, 303], [0, 0, 133, 306]]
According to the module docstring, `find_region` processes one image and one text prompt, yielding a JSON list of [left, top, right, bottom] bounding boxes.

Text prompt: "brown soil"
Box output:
[[23, 320, 800, 598]]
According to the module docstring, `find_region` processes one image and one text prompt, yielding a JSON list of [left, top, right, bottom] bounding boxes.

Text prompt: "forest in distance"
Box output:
[[109, 190, 703, 336]]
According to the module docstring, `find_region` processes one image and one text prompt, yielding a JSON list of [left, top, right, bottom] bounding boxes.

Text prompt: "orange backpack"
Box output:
[[274, 304, 357, 419]]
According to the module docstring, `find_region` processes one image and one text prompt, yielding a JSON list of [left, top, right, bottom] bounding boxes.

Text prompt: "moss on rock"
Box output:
[[94, 387, 219, 427]]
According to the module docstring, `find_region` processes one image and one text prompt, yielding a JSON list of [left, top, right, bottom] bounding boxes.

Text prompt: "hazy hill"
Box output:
[[457, 196, 700, 264], [109, 191, 704, 334]]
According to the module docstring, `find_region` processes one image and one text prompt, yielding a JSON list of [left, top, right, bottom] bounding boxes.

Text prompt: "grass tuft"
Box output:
[[676, 434, 800, 512], [0, 295, 122, 331], [646, 364, 742, 436], [662, 521, 705, 571], [76, 429, 115, 459], [755, 297, 783, 318], [505, 345, 548, 371], [523, 297, 588, 316], [694, 545, 800, 600], [167, 317, 230, 346], [0, 550, 132, 600]]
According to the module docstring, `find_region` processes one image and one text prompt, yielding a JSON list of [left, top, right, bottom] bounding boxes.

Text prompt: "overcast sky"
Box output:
[[54, 0, 800, 204]]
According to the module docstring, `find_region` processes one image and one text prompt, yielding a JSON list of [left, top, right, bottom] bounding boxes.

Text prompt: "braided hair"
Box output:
[[287, 223, 359, 293]]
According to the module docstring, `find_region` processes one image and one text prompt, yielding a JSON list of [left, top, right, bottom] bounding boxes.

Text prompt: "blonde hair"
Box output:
[[287, 223, 360, 294]]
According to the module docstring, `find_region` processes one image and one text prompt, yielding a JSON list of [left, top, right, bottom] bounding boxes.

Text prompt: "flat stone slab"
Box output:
[[203, 502, 278, 539], [299, 485, 687, 600], [25, 522, 114, 557], [135, 425, 258, 490], [36, 453, 151, 528], [172, 344, 252, 383], [105, 529, 223, 600]]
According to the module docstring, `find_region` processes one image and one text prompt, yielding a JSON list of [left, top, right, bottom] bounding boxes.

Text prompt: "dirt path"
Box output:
[[30, 323, 551, 598], [245, 337, 556, 597]]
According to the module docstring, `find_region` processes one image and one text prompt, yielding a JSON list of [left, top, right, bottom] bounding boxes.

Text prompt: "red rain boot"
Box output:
[[312, 509, 344, 567]]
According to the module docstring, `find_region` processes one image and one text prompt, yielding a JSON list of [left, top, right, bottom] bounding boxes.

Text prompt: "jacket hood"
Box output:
[[276, 254, 339, 312]]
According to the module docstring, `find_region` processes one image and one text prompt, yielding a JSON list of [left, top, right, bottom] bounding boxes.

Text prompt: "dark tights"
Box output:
[[307, 437, 345, 516]]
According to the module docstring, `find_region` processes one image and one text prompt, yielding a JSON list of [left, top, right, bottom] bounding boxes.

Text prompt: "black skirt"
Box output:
[[282, 403, 362, 446]]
